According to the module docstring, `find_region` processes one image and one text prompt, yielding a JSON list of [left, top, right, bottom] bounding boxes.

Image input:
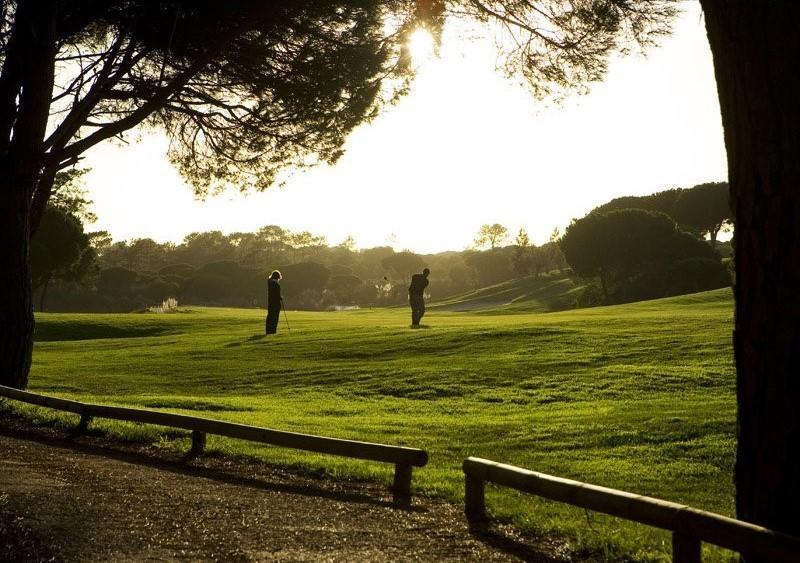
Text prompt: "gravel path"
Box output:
[[0, 415, 583, 562]]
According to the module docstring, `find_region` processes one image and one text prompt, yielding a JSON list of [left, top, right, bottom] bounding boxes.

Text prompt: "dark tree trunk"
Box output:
[[700, 1, 800, 545], [709, 226, 719, 245], [0, 186, 35, 389], [0, 1, 57, 389], [29, 167, 57, 236]]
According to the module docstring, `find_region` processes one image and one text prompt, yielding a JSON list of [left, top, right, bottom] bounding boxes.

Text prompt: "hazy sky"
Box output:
[[82, 3, 726, 254]]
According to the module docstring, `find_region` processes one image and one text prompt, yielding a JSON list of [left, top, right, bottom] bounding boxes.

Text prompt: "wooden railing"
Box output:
[[462, 457, 800, 562], [0, 385, 428, 498]]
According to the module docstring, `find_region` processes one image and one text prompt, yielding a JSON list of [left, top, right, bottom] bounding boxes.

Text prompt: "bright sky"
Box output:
[[82, 3, 726, 254]]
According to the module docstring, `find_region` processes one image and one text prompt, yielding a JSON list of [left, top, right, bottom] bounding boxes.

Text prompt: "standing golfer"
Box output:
[[265, 270, 283, 334], [408, 267, 430, 327]]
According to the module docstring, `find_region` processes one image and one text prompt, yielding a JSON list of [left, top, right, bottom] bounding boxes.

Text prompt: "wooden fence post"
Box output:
[[393, 464, 412, 500], [190, 430, 206, 457], [672, 532, 702, 562], [465, 473, 486, 521], [78, 412, 92, 433]]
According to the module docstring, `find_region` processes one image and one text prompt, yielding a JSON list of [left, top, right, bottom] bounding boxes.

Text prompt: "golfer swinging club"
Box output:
[[265, 270, 283, 334], [408, 267, 430, 327]]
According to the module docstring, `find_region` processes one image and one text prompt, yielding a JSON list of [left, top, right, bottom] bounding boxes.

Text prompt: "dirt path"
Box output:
[[0, 416, 583, 562]]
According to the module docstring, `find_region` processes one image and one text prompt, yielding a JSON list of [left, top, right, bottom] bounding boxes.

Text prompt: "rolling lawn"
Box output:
[[21, 288, 736, 561]]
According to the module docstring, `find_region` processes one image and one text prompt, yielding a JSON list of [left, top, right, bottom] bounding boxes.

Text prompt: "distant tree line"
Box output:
[[34, 180, 731, 312], [35, 218, 570, 312], [560, 182, 733, 306]]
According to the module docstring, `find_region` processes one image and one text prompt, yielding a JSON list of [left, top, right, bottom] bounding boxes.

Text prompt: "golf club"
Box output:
[[282, 299, 291, 330]]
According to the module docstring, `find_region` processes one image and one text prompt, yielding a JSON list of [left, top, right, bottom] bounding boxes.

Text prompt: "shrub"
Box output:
[[149, 297, 179, 313]]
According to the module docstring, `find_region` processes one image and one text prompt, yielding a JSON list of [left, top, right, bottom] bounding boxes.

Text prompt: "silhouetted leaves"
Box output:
[[561, 208, 728, 304]]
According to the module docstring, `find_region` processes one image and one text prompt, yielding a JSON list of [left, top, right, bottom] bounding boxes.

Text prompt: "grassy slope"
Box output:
[[430, 273, 583, 313], [25, 288, 735, 561]]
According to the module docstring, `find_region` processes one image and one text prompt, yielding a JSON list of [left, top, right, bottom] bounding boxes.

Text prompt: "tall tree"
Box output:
[[48, 168, 97, 224], [542, 227, 567, 275], [289, 231, 327, 264], [512, 227, 532, 276], [30, 207, 94, 311], [699, 1, 800, 542], [338, 235, 357, 252], [474, 223, 509, 249], [560, 209, 723, 303], [88, 231, 113, 257], [671, 181, 732, 244]]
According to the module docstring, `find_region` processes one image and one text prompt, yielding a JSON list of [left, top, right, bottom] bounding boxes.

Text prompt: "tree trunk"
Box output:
[[29, 166, 57, 236], [0, 187, 35, 389], [700, 1, 800, 545], [0, 1, 57, 389]]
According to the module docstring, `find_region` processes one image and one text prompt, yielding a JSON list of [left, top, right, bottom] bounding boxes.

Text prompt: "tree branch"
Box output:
[[43, 33, 132, 152], [55, 58, 208, 166]]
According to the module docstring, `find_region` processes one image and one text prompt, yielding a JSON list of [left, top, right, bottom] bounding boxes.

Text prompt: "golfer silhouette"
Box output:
[[265, 270, 283, 334], [408, 267, 429, 327]]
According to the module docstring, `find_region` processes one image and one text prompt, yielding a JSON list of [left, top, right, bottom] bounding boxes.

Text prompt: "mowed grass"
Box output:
[[430, 272, 583, 312], [25, 288, 736, 561]]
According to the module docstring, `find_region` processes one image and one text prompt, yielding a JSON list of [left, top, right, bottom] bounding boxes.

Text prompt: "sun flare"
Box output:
[[407, 27, 435, 65]]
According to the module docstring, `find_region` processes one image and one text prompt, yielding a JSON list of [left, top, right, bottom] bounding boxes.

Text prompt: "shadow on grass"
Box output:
[[34, 321, 172, 342], [224, 334, 267, 347], [467, 519, 582, 563]]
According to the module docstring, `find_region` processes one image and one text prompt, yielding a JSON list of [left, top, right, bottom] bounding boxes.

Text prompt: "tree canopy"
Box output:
[[560, 208, 727, 302], [30, 206, 94, 310], [671, 182, 731, 243], [474, 223, 509, 249], [589, 182, 732, 245], [590, 188, 684, 217]]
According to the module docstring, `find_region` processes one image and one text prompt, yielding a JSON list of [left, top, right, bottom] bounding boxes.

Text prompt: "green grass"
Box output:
[[430, 272, 584, 312], [22, 288, 736, 561]]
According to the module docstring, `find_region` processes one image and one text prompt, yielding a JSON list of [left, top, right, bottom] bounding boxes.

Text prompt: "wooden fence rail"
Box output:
[[462, 457, 800, 562], [0, 385, 428, 498]]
